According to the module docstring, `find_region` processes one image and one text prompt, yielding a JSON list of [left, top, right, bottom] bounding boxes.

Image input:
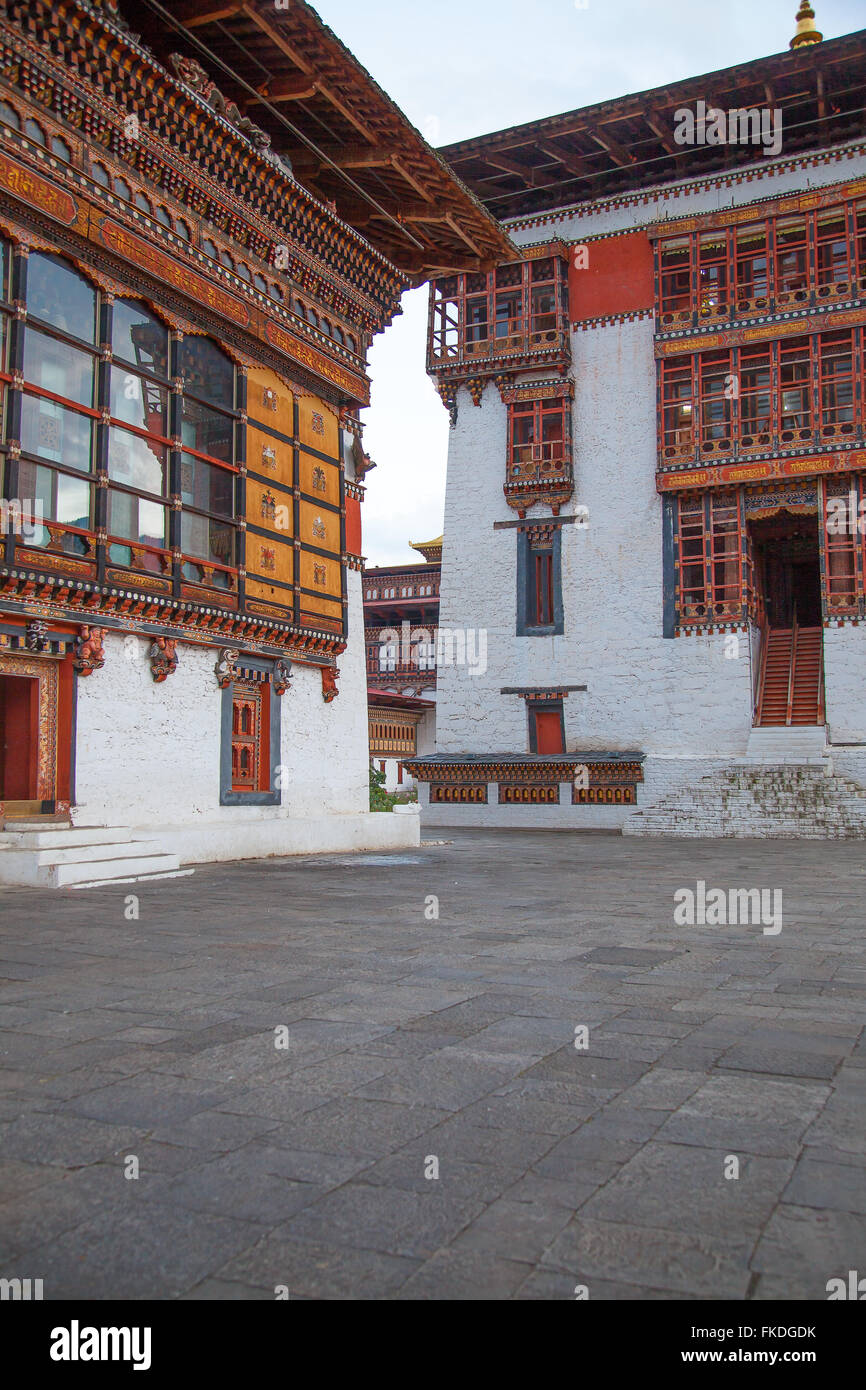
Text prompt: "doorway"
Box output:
[[0, 673, 40, 802], [749, 510, 824, 726]]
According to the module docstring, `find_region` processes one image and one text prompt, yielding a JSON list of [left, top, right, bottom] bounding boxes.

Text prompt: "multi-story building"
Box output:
[[364, 537, 440, 792], [0, 0, 510, 884], [407, 7, 866, 835]]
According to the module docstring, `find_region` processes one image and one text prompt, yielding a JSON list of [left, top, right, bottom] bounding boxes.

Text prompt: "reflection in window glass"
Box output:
[[25, 119, 46, 146], [179, 337, 234, 409], [21, 395, 92, 469], [181, 511, 234, 568], [51, 137, 72, 162], [112, 300, 168, 377], [22, 328, 94, 406], [18, 459, 91, 536], [181, 398, 233, 462], [27, 253, 96, 341], [108, 489, 165, 547], [108, 427, 166, 495], [0, 100, 20, 129], [179, 452, 234, 516], [109, 368, 168, 435]]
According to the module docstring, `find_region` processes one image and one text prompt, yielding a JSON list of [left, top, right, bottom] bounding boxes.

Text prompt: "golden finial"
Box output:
[[790, 1, 823, 49]]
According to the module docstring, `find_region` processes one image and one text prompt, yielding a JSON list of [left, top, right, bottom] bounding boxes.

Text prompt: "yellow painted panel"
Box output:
[[299, 499, 340, 555], [297, 394, 338, 456], [247, 367, 293, 437], [299, 548, 341, 599], [247, 477, 293, 537], [299, 451, 339, 506], [247, 424, 292, 487], [300, 593, 343, 622], [246, 577, 294, 609], [247, 534, 293, 587]]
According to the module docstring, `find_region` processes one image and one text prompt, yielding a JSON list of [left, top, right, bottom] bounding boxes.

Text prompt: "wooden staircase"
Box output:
[[756, 619, 824, 727]]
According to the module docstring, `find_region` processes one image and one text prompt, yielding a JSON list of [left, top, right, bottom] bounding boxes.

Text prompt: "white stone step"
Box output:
[[1, 826, 137, 850], [746, 726, 827, 760], [51, 853, 183, 887], [69, 869, 195, 890], [21, 840, 165, 867]]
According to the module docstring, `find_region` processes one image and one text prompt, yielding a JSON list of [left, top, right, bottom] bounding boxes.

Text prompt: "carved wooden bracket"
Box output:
[[150, 636, 178, 683], [321, 664, 340, 703], [273, 658, 292, 696], [215, 647, 240, 689], [73, 625, 105, 676]]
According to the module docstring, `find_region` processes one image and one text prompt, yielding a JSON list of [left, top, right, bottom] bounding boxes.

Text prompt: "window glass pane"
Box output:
[[112, 300, 168, 377], [181, 511, 234, 566], [181, 398, 233, 462], [180, 337, 234, 408], [180, 453, 234, 516], [18, 460, 90, 532], [21, 394, 92, 469], [22, 328, 94, 406], [27, 254, 96, 341], [108, 426, 166, 495], [108, 489, 165, 547], [110, 367, 168, 435]]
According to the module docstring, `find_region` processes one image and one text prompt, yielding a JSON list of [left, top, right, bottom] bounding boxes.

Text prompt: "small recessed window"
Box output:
[[220, 249, 234, 270], [92, 162, 110, 187], [322, 318, 332, 337], [270, 284, 284, 302], [134, 191, 151, 213], [202, 237, 217, 258], [176, 219, 191, 242], [347, 334, 356, 353], [306, 306, 319, 328], [25, 119, 46, 146], [253, 273, 267, 292], [237, 262, 251, 283], [0, 100, 20, 130], [50, 136, 72, 162], [113, 177, 131, 202], [156, 206, 172, 228], [332, 325, 344, 345]]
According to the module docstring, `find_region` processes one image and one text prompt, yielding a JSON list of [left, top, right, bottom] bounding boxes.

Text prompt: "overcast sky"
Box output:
[[311, 0, 863, 567]]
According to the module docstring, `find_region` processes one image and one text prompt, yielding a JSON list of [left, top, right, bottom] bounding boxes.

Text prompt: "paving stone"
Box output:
[[2, 828, 865, 1298], [281, 1182, 484, 1260], [217, 1231, 419, 1298]]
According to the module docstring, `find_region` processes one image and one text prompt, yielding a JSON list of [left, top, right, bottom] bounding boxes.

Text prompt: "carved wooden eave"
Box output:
[[124, 0, 515, 280], [437, 28, 866, 221]]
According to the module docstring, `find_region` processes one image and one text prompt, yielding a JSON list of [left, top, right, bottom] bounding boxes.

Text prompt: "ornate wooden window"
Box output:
[[778, 336, 812, 444], [818, 330, 855, 439], [230, 681, 265, 792], [735, 224, 769, 312], [739, 344, 772, 447], [660, 237, 692, 321], [775, 216, 809, 305], [676, 492, 744, 624], [698, 350, 732, 456], [16, 252, 98, 556], [697, 232, 727, 321], [107, 297, 170, 574], [9, 248, 239, 591], [661, 358, 694, 459], [822, 477, 861, 619], [657, 196, 865, 322], [815, 208, 851, 295], [429, 257, 568, 367], [517, 526, 563, 636]]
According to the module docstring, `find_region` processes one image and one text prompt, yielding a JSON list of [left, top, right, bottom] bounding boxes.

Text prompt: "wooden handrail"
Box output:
[[785, 610, 798, 727]]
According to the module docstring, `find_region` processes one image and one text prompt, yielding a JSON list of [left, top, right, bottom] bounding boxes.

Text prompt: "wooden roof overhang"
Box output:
[[438, 30, 866, 223], [127, 0, 514, 279]]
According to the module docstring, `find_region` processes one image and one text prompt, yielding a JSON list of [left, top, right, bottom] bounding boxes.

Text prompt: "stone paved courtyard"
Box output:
[[0, 828, 864, 1301]]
